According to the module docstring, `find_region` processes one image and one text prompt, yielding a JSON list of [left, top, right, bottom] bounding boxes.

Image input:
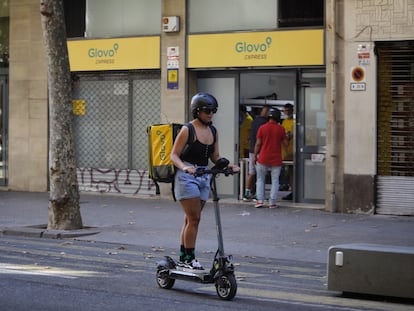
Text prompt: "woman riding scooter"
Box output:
[[170, 92, 240, 269]]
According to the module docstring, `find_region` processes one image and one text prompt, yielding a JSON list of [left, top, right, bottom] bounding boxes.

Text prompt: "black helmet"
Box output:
[[268, 108, 281, 123], [190, 92, 218, 119]]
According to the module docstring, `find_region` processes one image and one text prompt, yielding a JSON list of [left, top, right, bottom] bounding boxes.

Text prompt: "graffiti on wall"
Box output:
[[77, 167, 157, 196]]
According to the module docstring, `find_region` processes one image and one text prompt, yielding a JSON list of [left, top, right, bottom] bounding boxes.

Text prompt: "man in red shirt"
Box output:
[[253, 109, 290, 208]]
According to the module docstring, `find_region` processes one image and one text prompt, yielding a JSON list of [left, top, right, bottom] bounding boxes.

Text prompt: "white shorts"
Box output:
[[248, 153, 256, 175]]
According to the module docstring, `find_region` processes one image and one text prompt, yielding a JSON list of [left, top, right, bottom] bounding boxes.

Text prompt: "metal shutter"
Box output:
[[72, 71, 161, 196], [376, 42, 414, 216]]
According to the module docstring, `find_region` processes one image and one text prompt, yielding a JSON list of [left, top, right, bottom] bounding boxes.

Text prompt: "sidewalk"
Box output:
[[1, 191, 413, 263]]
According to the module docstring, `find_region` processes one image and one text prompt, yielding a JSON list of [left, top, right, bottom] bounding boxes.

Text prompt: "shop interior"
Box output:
[[238, 71, 296, 201]]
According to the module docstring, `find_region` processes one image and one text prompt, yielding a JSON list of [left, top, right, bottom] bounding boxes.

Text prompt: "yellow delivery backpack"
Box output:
[[147, 123, 183, 185], [147, 122, 214, 198]]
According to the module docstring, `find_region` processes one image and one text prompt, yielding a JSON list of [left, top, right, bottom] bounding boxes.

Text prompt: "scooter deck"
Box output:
[[159, 256, 214, 283], [170, 267, 212, 282]]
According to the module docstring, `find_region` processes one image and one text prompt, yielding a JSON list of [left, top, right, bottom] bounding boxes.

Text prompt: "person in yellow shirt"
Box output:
[[239, 106, 253, 158], [281, 103, 294, 200]]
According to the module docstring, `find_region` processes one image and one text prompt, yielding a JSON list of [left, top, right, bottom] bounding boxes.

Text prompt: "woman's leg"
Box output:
[[179, 215, 188, 261], [179, 197, 203, 260]]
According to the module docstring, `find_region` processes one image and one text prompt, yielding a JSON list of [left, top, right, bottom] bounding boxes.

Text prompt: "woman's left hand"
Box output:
[[229, 164, 240, 173]]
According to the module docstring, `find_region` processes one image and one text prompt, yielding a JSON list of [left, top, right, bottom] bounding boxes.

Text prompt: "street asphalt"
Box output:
[[1, 190, 413, 264]]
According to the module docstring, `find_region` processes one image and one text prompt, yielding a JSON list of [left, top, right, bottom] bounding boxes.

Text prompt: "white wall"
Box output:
[[240, 73, 295, 100], [343, 42, 377, 175]]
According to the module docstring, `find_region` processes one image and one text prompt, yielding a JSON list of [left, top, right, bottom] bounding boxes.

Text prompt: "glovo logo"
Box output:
[[156, 129, 167, 161], [88, 43, 119, 58], [235, 37, 272, 53]]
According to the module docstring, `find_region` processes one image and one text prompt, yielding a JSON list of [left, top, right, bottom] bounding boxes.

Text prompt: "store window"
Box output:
[[188, 0, 324, 33], [0, 0, 8, 67], [85, 0, 161, 38], [64, 0, 86, 38], [188, 0, 278, 33], [64, 0, 161, 38], [278, 0, 324, 27]]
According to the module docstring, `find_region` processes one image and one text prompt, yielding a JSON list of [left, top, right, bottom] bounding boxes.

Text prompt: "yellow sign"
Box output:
[[167, 69, 179, 89], [168, 69, 178, 82], [68, 37, 160, 71], [72, 99, 86, 115], [188, 29, 324, 68]]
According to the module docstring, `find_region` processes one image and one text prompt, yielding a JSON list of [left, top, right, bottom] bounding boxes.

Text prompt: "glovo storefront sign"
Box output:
[[188, 29, 324, 68], [67, 36, 160, 71]]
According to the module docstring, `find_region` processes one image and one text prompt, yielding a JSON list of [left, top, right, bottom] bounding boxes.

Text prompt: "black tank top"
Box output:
[[180, 125, 216, 166]]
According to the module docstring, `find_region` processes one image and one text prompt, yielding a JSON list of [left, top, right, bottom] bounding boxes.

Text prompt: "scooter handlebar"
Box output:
[[194, 167, 237, 177]]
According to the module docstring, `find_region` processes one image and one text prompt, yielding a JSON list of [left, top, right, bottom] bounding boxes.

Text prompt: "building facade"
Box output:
[[331, 0, 414, 215], [2, 0, 413, 216]]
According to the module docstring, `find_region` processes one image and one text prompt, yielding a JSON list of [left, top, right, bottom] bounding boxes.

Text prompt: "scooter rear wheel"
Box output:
[[156, 268, 175, 289], [215, 273, 237, 300]]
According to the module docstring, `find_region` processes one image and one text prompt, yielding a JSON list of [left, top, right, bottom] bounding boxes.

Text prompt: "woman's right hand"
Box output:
[[182, 165, 195, 175]]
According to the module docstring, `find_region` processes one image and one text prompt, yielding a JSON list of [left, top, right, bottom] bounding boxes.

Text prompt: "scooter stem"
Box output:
[[211, 174, 225, 257]]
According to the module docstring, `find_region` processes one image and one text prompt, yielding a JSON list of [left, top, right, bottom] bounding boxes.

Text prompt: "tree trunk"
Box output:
[[40, 0, 83, 230]]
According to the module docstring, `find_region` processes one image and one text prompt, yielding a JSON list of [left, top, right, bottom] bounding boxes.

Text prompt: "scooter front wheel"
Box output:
[[215, 273, 237, 300], [156, 268, 175, 289]]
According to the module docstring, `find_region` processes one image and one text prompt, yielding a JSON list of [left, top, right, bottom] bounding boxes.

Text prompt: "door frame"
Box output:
[[296, 69, 326, 204], [0, 71, 8, 186]]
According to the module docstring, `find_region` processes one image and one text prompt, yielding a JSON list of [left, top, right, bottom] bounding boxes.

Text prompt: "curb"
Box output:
[[0, 224, 100, 239]]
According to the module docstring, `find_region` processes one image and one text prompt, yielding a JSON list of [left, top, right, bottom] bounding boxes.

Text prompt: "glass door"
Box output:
[[0, 74, 7, 186], [296, 71, 326, 203], [197, 74, 239, 197]]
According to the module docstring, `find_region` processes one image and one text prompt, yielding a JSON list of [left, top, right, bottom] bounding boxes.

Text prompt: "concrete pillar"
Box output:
[[9, 0, 48, 191], [161, 0, 187, 124]]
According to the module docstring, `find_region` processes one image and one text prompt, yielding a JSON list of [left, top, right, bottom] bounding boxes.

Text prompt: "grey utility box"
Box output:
[[327, 243, 414, 299]]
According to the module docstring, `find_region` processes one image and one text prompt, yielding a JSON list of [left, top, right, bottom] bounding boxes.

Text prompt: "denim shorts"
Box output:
[[174, 165, 211, 201]]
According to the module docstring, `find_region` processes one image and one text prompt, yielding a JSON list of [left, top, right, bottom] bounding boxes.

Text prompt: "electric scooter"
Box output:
[[156, 158, 238, 300]]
